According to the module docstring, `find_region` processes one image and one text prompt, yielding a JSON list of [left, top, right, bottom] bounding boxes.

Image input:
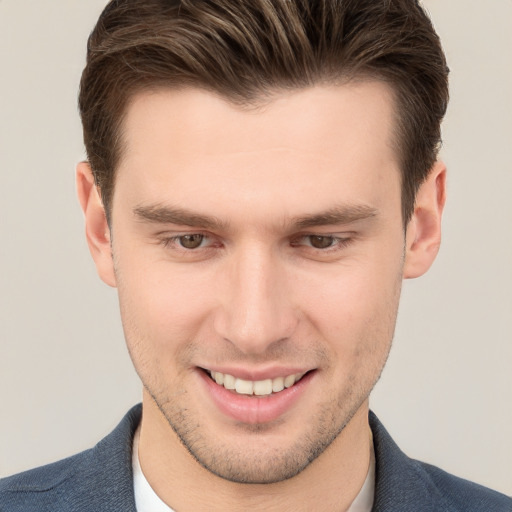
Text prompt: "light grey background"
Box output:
[[1, 0, 511, 496]]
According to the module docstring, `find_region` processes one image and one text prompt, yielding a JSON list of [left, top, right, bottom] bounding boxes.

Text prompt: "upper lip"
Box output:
[[199, 366, 313, 381]]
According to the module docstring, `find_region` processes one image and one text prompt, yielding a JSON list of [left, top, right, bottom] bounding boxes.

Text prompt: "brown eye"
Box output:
[[178, 234, 204, 249], [309, 235, 335, 249]]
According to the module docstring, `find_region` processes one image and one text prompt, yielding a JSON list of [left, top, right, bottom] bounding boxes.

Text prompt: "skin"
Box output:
[[77, 82, 445, 511]]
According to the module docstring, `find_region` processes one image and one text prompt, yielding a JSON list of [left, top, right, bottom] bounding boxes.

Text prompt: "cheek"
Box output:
[[114, 253, 216, 359], [302, 270, 400, 399], [296, 252, 403, 356], [116, 271, 207, 398]]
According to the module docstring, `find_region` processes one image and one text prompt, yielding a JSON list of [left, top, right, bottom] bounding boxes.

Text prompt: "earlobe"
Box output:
[[403, 161, 446, 279], [76, 162, 116, 287]]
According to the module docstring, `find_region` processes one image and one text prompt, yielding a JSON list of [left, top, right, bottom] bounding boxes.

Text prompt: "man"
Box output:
[[0, 0, 510, 510]]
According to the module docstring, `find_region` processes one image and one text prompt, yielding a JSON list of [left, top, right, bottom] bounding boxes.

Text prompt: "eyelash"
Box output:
[[160, 233, 213, 251], [291, 234, 354, 252], [159, 233, 354, 254]]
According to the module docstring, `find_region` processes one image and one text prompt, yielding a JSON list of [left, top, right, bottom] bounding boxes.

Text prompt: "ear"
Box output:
[[76, 162, 116, 287], [403, 161, 447, 279]]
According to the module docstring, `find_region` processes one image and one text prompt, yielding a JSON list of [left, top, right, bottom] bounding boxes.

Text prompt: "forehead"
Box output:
[[121, 81, 397, 159], [114, 82, 400, 224]]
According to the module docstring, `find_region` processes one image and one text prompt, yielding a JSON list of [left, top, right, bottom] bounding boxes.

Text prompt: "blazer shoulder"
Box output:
[[0, 405, 141, 512], [369, 411, 511, 512], [0, 448, 92, 493], [0, 448, 94, 511], [414, 459, 512, 512]]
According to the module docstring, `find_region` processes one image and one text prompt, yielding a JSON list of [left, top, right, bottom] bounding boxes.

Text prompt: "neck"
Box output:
[[138, 392, 372, 512]]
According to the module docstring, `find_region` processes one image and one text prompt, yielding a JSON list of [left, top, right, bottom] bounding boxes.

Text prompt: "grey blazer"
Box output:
[[1, 404, 510, 511]]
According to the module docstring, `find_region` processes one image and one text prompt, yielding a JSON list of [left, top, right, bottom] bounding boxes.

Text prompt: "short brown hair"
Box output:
[[79, 0, 449, 225]]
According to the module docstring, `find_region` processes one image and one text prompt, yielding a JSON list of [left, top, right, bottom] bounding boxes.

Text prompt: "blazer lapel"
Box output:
[[75, 404, 142, 512], [370, 412, 452, 512]]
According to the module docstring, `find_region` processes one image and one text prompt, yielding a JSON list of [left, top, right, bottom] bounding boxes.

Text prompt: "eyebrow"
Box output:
[[133, 203, 378, 231], [133, 205, 229, 231], [292, 205, 378, 229]]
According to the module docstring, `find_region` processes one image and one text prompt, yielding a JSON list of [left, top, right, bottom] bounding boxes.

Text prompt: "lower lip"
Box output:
[[199, 370, 314, 424]]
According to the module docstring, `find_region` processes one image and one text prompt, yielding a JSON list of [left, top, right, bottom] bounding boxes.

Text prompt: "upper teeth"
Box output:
[[209, 371, 305, 396]]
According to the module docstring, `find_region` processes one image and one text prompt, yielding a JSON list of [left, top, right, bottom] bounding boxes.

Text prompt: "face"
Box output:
[[105, 83, 407, 483]]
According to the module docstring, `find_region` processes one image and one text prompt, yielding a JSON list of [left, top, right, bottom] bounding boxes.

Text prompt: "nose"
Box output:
[[213, 243, 298, 355]]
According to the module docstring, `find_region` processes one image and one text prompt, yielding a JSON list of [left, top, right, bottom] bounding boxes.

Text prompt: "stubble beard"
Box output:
[[143, 349, 391, 485], [119, 263, 401, 485]]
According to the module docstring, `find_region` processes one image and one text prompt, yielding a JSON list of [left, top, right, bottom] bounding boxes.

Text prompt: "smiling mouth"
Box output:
[[206, 370, 308, 397]]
